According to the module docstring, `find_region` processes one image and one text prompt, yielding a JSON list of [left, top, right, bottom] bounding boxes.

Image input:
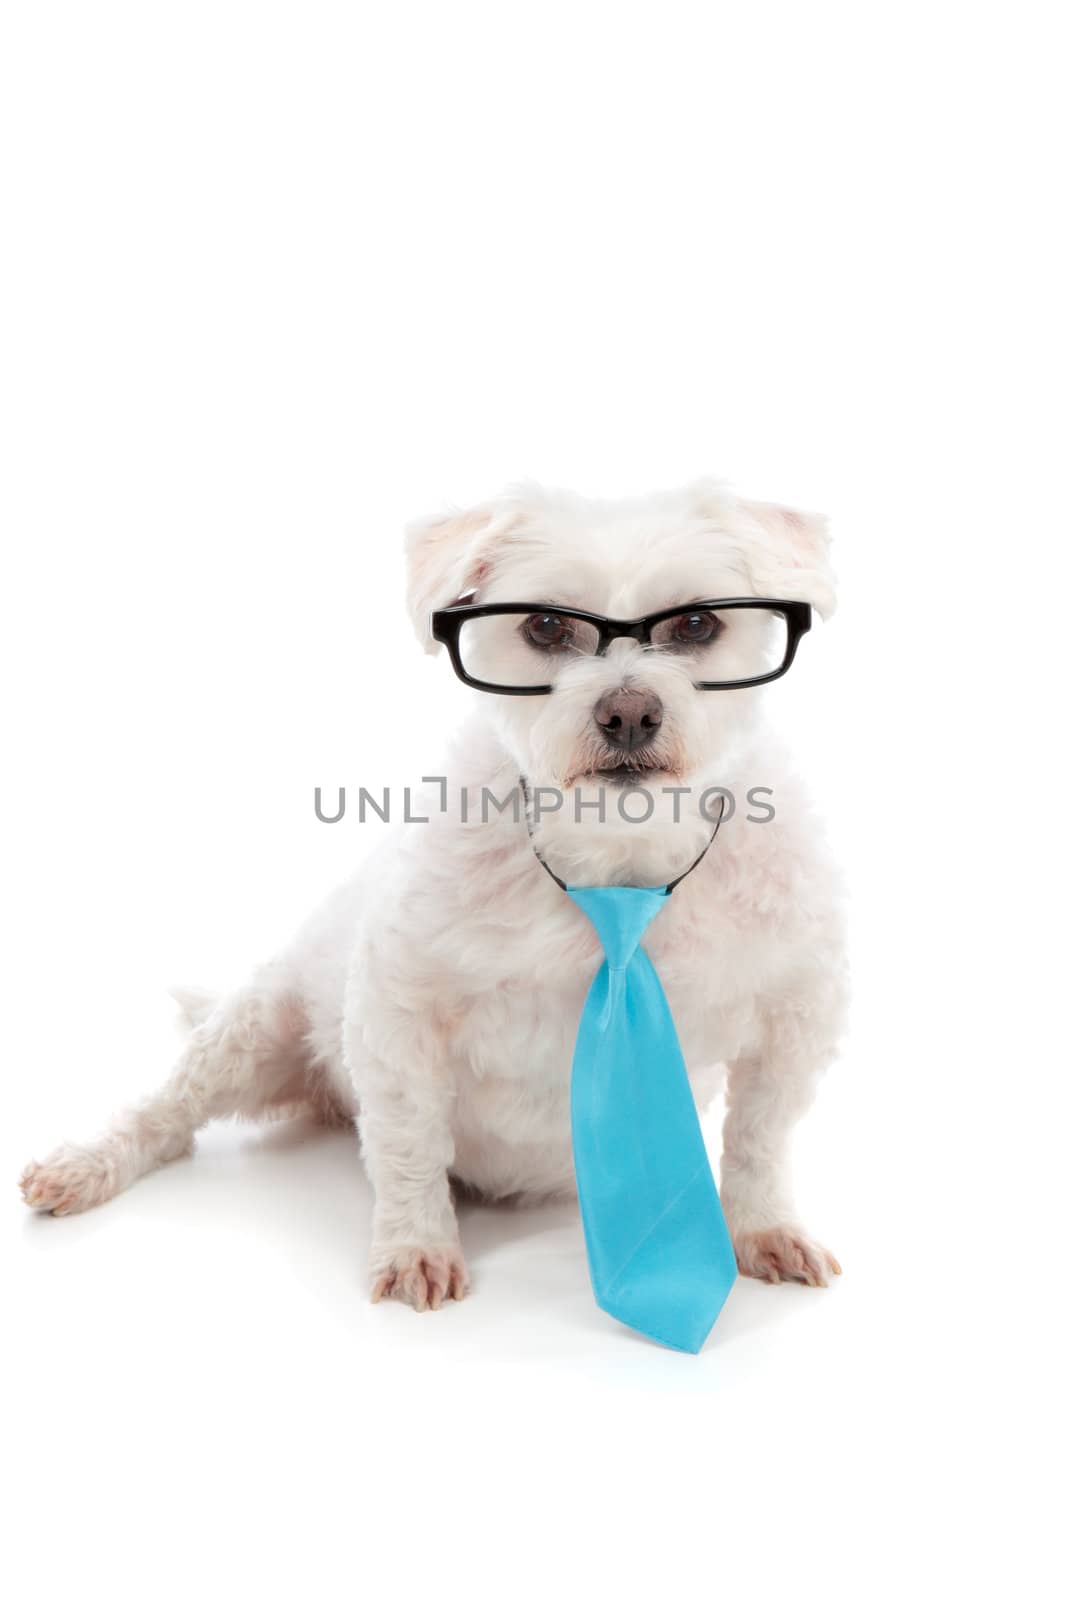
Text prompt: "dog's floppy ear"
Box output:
[[736, 498, 837, 620], [404, 501, 520, 653]]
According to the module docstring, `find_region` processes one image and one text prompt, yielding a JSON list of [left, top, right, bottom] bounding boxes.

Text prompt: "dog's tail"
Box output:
[[168, 985, 221, 1031]]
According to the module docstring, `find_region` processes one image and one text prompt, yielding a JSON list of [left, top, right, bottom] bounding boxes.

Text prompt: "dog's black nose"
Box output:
[[592, 687, 664, 753]]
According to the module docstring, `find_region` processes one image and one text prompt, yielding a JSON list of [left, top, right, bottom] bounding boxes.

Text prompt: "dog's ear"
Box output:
[[736, 498, 837, 619], [404, 501, 520, 653]]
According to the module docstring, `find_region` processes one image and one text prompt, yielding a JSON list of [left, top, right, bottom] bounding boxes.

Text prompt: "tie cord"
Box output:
[[518, 776, 725, 895]]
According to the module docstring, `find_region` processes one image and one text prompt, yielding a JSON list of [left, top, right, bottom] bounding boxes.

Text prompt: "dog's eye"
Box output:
[[667, 612, 723, 648], [522, 613, 576, 650]]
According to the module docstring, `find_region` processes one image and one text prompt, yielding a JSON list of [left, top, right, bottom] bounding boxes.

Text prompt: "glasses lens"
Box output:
[[457, 610, 602, 689], [649, 606, 789, 683]]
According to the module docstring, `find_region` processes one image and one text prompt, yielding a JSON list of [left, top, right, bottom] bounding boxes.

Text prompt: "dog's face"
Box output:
[[407, 482, 835, 879]]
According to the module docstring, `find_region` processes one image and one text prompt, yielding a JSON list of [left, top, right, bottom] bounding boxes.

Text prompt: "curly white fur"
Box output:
[[22, 481, 847, 1307]]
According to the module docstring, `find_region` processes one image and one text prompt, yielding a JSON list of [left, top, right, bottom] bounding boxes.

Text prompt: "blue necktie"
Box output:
[[566, 883, 738, 1353]]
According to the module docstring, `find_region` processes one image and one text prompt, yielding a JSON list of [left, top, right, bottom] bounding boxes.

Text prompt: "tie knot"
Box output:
[[567, 884, 669, 968]]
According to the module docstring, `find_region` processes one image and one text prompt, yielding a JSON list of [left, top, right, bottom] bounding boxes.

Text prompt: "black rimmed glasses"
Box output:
[[430, 598, 813, 695]]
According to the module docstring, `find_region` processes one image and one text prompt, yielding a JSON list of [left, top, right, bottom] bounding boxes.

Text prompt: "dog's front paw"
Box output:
[[734, 1226, 841, 1287], [20, 1144, 119, 1216], [369, 1243, 470, 1311]]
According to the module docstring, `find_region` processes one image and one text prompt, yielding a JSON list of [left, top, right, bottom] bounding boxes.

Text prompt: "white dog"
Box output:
[[22, 481, 846, 1310]]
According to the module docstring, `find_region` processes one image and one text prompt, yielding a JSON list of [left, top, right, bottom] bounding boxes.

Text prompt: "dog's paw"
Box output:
[[734, 1226, 841, 1287], [369, 1243, 470, 1311], [20, 1145, 119, 1216]]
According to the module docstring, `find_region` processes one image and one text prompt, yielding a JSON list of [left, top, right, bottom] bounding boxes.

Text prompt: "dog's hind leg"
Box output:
[[21, 980, 311, 1216]]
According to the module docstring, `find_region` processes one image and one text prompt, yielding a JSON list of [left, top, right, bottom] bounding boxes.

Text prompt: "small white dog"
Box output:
[[22, 481, 846, 1309]]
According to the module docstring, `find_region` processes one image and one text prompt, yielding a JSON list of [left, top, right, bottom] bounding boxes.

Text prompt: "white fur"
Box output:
[[22, 481, 847, 1307]]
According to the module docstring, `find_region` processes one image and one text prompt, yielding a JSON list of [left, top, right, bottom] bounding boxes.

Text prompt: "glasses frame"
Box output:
[[430, 597, 813, 696]]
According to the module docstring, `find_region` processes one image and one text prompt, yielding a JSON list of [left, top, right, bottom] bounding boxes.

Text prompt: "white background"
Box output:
[[2, 4, 1079, 1597]]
